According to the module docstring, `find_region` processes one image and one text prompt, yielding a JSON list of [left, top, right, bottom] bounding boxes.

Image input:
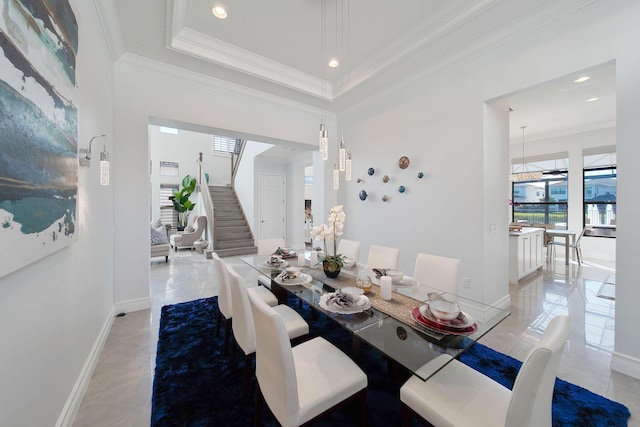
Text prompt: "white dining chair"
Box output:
[[212, 253, 277, 355], [400, 315, 570, 427], [337, 238, 361, 264], [550, 228, 585, 264], [257, 237, 285, 255], [226, 264, 309, 403], [248, 289, 368, 427], [366, 244, 400, 269], [412, 253, 461, 294]]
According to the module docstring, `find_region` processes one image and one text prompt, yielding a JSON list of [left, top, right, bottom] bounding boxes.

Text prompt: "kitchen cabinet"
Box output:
[[509, 227, 544, 284]]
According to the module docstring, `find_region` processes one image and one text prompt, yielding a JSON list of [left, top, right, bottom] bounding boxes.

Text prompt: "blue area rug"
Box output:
[[151, 296, 630, 426]]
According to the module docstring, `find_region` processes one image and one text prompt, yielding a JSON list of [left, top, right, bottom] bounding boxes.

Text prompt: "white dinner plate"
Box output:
[[273, 273, 312, 286], [263, 260, 289, 268], [319, 293, 370, 314]]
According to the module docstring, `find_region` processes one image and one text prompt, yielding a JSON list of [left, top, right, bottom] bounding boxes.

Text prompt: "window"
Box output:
[[584, 167, 616, 228], [159, 161, 179, 176], [160, 184, 179, 228], [212, 135, 240, 154], [583, 149, 616, 231], [511, 154, 569, 228], [160, 126, 179, 135], [512, 172, 568, 228]]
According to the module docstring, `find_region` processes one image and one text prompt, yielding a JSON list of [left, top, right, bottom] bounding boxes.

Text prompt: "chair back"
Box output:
[[367, 245, 400, 269], [574, 228, 586, 246], [211, 253, 232, 319], [337, 239, 361, 263], [193, 215, 206, 231], [248, 289, 300, 425], [412, 253, 461, 294], [226, 264, 256, 354], [506, 315, 570, 427], [257, 238, 285, 255]]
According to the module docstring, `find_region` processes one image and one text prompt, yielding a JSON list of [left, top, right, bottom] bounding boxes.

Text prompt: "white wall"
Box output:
[[338, 0, 640, 376], [112, 54, 334, 310], [148, 125, 232, 222], [0, 1, 116, 425], [235, 141, 272, 235], [286, 152, 314, 248], [509, 127, 617, 261]]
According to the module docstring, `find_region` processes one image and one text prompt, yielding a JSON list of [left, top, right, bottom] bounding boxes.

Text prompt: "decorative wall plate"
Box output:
[[418, 171, 424, 179], [398, 185, 406, 193], [357, 178, 362, 183], [383, 175, 390, 183], [368, 167, 375, 176], [398, 156, 410, 169], [359, 190, 368, 201], [382, 195, 389, 202]]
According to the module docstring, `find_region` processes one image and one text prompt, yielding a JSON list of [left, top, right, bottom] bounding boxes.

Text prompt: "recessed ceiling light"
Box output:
[[586, 97, 600, 102], [212, 6, 227, 19], [574, 76, 591, 83], [328, 58, 339, 68]]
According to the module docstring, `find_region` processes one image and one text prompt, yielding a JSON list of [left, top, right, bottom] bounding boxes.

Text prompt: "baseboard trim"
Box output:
[[611, 351, 640, 380], [55, 306, 116, 427], [115, 296, 152, 313], [460, 293, 511, 323]]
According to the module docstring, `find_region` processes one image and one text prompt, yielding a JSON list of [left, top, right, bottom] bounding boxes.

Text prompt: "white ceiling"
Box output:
[[106, 0, 615, 143]]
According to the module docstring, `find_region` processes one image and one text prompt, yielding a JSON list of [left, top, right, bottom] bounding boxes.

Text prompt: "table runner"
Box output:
[[302, 266, 426, 333]]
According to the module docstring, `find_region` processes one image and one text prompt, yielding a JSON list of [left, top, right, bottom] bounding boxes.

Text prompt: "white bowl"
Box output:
[[429, 300, 460, 321], [386, 270, 404, 284], [342, 256, 356, 268], [285, 267, 302, 277]]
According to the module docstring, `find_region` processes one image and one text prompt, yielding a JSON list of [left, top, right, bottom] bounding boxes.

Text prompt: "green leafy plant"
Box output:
[[169, 175, 197, 228]]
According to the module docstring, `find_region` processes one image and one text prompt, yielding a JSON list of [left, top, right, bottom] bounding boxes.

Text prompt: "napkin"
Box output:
[[326, 290, 357, 307], [276, 271, 298, 282]]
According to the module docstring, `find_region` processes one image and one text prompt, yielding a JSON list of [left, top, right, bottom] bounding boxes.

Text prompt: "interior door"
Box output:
[[259, 173, 285, 240]]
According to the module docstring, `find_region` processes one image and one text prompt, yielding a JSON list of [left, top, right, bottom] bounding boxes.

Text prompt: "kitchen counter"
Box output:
[[509, 227, 544, 284]]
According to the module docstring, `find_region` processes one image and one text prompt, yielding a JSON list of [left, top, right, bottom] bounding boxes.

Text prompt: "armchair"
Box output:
[[150, 223, 171, 262], [170, 215, 207, 251]]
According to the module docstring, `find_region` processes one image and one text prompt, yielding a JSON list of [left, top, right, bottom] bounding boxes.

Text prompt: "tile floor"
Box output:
[[72, 252, 640, 426]]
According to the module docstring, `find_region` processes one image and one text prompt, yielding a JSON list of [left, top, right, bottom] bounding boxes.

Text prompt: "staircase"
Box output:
[[209, 186, 258, 257]]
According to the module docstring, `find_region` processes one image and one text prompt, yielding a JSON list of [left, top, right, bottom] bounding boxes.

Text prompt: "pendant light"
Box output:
[[510, 125, 543, 182], [345, 151, 352, 181], [319, 1, 329, 162]]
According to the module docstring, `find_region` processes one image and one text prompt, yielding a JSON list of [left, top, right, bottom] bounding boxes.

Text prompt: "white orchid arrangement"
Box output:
[[310, 205, 345, 272]]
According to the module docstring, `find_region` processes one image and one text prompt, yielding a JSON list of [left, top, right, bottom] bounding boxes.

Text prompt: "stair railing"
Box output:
[[196, 152, 215, 250], [230, 139, 246, 189]]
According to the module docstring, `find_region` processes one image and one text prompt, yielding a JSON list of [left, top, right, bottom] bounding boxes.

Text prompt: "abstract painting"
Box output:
[[0, 0, 78, 278]]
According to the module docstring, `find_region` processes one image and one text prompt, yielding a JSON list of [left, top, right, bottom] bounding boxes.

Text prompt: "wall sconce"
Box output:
[[100, 150, 109, 186], [79, 134, 110, 186]]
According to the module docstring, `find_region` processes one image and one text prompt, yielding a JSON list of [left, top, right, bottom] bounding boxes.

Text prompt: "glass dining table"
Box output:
[[241, 251, 510, 381]]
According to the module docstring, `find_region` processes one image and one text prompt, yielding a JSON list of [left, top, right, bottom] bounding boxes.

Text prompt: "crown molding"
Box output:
[[115, 53, 333, 119], [166, 0, 332, 100], [337, 0, 499, 97], [93, 0, 125, 61], [344, 0, 598, 115]]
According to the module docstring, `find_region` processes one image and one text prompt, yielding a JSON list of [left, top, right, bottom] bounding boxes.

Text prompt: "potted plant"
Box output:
[[310, 205, 345, 278], [169, 175, 197, 230]]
